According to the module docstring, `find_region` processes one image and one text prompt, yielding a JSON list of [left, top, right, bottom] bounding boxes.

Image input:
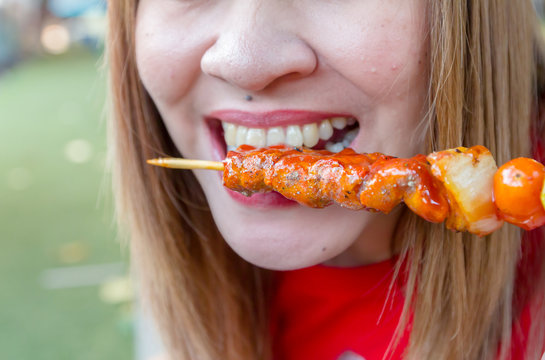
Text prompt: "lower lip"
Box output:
[[207, 120, 298, 208], [225, 187, 299, 208]]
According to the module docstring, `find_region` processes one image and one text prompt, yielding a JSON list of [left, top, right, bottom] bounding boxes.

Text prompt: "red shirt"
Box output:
[[270, 253, 542, 360], [271, 258, 408, 360]]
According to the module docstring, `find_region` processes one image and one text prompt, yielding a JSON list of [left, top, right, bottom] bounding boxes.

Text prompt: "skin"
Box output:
[[135, 0, 430, 270]]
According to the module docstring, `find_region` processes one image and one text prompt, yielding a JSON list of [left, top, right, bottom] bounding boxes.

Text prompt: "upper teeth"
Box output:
[[222, 117, 356, 151]]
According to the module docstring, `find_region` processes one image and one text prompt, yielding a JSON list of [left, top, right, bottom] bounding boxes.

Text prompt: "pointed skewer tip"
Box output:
[[146, 157, 224, 170]]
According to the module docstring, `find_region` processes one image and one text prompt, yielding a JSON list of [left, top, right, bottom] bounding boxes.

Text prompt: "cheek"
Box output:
[[135, 6, 209, 106], [316, 6, 429, 100], [360, 27, 428, 98]]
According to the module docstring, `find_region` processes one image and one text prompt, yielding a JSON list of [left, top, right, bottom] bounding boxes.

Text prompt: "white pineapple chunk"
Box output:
[[426, 146, 503, 236]]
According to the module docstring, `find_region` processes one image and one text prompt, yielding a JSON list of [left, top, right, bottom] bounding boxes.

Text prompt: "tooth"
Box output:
[[235, 126, 248, 147], [342, 128, 358, 147], [318, 120, 334, 140], [302, 123, 319, 148], [224, 123, 237, 146], [222, 122, 228, 131], [266, 127, 285, 146], [285, 125, 303, 147], [226, 145, 236, 152], [347, 117, 356, 126], [246, 128, 266, 148], [331, 117, 347, 130], [325, 141, 345, 153]]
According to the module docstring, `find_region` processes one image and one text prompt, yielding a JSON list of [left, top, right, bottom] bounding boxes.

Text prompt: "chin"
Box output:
[[221, 223, 354, 270], [208, 197, 371, 270]]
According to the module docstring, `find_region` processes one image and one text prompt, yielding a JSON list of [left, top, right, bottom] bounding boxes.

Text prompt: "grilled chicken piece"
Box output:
[[224, 145, 448, 223]]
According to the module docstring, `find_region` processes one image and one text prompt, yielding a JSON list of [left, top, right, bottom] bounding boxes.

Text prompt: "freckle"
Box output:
[[322, 247, 327, 252]]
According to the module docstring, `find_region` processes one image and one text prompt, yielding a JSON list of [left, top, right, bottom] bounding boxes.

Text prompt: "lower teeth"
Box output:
[[325, 142, 345, 153], [325, 128, 358, 152], [342, 128, 358, 146]]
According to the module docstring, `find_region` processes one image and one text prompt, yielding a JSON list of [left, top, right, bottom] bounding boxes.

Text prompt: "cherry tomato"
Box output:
[[542, 177, 545, 212], [493, 158, 545, 230]]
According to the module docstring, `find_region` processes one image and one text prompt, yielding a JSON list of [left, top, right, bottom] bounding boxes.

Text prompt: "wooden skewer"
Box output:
[[147, 158, 224, 171]]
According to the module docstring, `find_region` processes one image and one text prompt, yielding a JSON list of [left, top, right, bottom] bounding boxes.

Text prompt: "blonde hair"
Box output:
[[107, 1, 545, 359]]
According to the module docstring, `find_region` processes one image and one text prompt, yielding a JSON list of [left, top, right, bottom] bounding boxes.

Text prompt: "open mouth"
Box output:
[[208, 116, 360, 158]]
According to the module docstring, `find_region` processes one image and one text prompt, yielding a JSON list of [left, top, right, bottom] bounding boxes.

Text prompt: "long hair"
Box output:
[[107, 1, 545, 359]]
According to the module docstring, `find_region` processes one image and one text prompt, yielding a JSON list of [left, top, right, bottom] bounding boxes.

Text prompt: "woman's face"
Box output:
[[135, 0, 429, 270]]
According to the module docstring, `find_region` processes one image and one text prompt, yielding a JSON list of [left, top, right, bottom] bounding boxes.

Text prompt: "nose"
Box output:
[[200, 6, 317, 92]]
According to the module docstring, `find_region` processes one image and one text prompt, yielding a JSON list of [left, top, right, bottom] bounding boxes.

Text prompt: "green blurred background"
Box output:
[[0, 1, 133, 359]]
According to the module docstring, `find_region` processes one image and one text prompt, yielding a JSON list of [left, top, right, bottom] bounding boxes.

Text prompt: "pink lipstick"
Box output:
[[208, 109, 354, 128]]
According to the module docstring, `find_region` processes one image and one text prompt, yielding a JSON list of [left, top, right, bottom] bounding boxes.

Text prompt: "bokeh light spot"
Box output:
[[58, 241, 89, 264], [64, 139, 93, 164], [41, 24, 71, 55], [99, 277, 133, 304]]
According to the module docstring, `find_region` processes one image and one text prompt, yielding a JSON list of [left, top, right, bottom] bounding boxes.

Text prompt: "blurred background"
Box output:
[[1, 1, 545, 360], [0, 0, 133, 359]]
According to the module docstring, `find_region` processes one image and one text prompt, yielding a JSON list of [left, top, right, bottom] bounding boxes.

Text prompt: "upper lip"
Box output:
[[206, 110, 356, 128]]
